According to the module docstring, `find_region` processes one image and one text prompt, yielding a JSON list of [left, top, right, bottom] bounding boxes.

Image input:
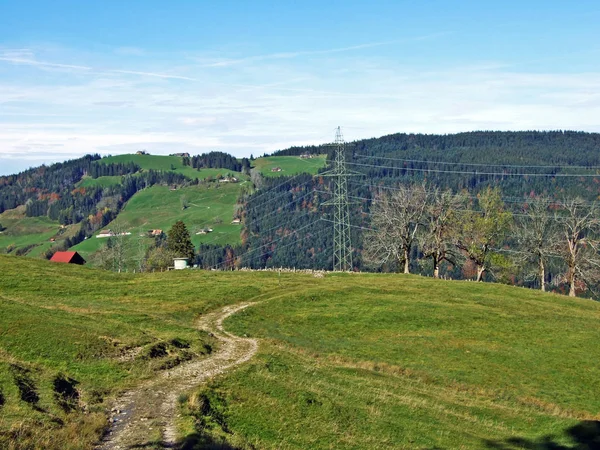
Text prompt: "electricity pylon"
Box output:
[[323, 127, 354, 271]]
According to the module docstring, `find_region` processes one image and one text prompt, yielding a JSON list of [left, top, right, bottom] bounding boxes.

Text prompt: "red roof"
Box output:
[[50, 251, 86, 264]]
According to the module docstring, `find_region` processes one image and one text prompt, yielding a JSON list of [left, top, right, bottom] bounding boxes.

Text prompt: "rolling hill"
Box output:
[[0, 152, 327, 264], [0, 256, 598, 449]]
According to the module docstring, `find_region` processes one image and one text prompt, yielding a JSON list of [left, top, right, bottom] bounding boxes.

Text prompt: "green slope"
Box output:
[[0, 255, 287, 449], [253, 155, 327, 177], [77, 175, 123, 188], [71, 182, 245, 265], [183, 275, 600, 449], [99, 154, 242, 180], [1, 258, 599, 448]]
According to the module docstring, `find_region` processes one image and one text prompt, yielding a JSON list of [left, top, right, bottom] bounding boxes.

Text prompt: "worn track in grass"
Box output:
[[96, 303, 257, 449]]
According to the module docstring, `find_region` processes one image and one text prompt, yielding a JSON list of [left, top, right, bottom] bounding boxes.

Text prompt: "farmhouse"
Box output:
[[231, 218, 241, 224], [218, 176, 239, 183], [170, 152, 190, 157], [50, 251, 86, 265], [97, 230, 114, 238], [149, 229, 163, 236]]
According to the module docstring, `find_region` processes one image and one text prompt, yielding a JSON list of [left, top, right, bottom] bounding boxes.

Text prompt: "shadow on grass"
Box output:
[[127, 434, 241, 450], [484, 421, 600, 450]]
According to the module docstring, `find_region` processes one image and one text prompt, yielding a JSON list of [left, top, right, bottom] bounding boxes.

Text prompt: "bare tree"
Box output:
[[98, 223, 129, 272], [364, 183, 428, 274], [513, 197, 559, 292], [455, 187, 512, 282], [557, 198, 600, 297], [419, 188, 465, 278]]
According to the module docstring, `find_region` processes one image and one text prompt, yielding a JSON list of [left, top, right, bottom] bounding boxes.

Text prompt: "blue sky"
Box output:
[[1, 0, 600, 175]]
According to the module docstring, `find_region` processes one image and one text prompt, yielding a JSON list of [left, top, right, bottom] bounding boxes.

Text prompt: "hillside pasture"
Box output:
[[179, 275, 600, 449], [0, 255, 288, 449], [98, 154, 243, 181], [253, 155, 327, 177], [77, 175, 123, 188], [71, 183, 244, 265]]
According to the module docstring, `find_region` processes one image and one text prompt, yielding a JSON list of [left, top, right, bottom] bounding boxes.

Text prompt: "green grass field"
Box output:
[[77, 175, 123, 188], [253, 155, 327, 177], [1, 258, 599, 448], [0, 255, 290, 449], [98, 154, 243, 181], [180, 275, 600, 449], [71, 182, 245, 266]]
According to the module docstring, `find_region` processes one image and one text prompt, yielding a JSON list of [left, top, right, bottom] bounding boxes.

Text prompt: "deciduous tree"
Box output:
[[513, 197, 559, 292], [455, 187, 512, 282], [419, 188, 465, 278], [557, 198, 600, 297], [364, 183, 428, 274]]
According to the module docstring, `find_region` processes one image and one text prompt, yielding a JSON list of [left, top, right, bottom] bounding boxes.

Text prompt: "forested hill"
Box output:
[[274, 130, 600, 166], [242, 130, 600, 276]]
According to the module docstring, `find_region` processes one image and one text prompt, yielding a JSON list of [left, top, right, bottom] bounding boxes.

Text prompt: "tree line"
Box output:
[[184, 151, 251, 173], [364, 184, 600, 297]]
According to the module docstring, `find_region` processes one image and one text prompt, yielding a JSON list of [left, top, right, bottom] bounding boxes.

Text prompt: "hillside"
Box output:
[[0, 152, 326, 263], [252, 154, 327, 177], [0, 256, 599, 448]]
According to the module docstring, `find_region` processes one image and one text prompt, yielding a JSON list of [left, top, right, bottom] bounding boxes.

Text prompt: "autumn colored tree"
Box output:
[[454, 187, 512, 282]]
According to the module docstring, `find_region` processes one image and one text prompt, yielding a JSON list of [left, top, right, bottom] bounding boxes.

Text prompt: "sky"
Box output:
[[1, 0, 600, 175]]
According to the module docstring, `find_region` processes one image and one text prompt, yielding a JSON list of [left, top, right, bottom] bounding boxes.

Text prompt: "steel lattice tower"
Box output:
[[323, 127, 353, 271]]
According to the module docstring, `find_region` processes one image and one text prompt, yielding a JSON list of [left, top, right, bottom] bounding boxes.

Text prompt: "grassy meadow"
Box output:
[[76, 175, 123, 188], [72, 182, 245, 265], [179, 275, 600, 449], [0, 255, 295, 449], [253, 155, 327, 177]]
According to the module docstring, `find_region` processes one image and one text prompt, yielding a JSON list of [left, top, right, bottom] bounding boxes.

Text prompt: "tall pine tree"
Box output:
[[167, 221, 195, 260]]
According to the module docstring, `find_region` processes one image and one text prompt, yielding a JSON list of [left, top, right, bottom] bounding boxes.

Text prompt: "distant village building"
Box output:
[[299, 153, 313, 159], [271, 167, 282, 172], [149, 229, 163, 236], [97, 230, 114, 238], [170, 152, 190, 158], [231, 218, 241, 224], [136, 150, 148, 155], [218, 176, 239, 183], [50, 251, 86, 265]]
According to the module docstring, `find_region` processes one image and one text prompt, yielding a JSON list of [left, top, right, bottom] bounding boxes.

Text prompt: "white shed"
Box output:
[[173, 258, 189, 270]]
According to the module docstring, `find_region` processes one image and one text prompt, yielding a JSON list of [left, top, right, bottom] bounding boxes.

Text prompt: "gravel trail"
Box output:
[[96, 303, 257, 449]]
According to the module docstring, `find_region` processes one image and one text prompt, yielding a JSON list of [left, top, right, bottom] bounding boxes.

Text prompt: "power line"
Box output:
[[315, 189, 585, 220], [213, 226, 331, 271], [209, 219, 325, 270], [341, 160, 600, 178], [355, 153, 600, 170], [347, 180, 600, 207]]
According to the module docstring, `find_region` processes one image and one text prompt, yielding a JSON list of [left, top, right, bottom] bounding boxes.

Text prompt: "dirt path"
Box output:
[[96, 303, 258, 450]]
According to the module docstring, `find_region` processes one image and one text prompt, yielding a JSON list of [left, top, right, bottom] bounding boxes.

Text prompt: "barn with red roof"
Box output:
[[50, 251, 86, 265]]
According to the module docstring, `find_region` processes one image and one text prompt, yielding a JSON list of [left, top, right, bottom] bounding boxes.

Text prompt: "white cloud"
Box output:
[[1, 43, 600, 175]]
